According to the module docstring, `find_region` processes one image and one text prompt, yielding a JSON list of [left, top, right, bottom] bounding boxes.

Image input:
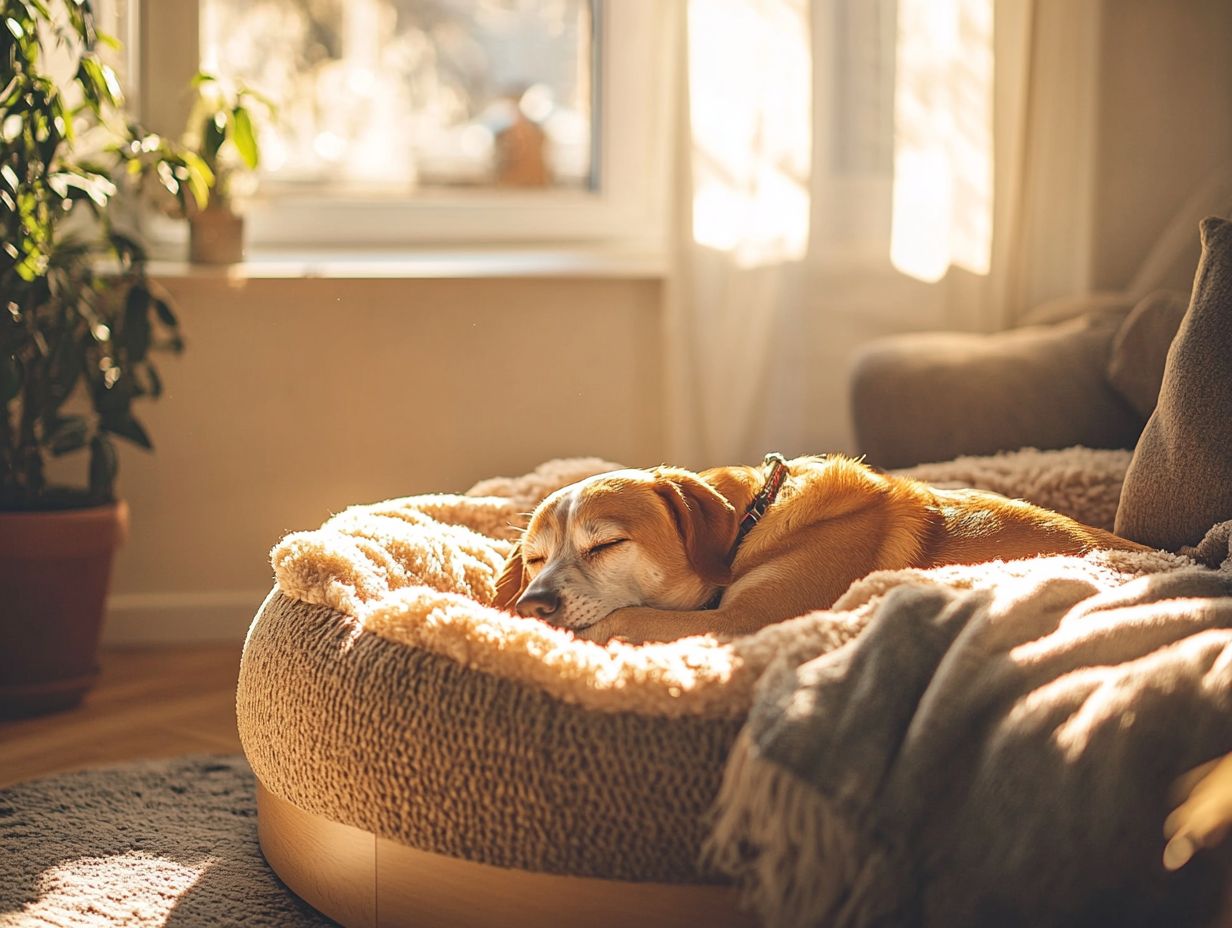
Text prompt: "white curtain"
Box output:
[[890, 0, 995, 286], [663, 0, 813, 468], [664, 0, 1039, 466]]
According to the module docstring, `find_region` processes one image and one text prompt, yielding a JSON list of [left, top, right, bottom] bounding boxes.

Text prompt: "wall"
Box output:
[[1091, 0, 1232, 291], [101, 272, 664, 643], [969, 0, 1232, 317]]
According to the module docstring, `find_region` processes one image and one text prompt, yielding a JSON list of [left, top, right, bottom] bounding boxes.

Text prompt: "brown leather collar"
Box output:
[[705, 453, 791, 611], [736, 452, 789, 544]]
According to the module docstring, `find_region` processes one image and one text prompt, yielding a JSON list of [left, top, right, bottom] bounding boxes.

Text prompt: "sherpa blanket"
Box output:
[[705, 527, 1232, 928], [268, 446, 1137, 719]]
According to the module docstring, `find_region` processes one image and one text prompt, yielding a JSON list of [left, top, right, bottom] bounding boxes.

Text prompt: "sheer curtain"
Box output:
[[662, 0, 813, 468], [663, 0, 1038, 466]]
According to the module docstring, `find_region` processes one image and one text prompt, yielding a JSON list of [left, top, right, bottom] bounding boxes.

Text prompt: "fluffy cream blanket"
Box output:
[[272, 446, 1166, 721], [272, 456, 856, 718]]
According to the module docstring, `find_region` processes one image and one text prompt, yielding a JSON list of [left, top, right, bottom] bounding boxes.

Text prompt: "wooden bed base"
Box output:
[[256, 781, 757, 928]]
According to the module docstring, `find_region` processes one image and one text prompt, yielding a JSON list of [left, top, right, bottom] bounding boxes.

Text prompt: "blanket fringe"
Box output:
[[702, 729, 896, 928]]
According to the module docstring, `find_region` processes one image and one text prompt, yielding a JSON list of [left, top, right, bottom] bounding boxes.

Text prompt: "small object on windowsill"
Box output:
[[494, 88, 552, 188], [189, 203, 246, 265], [495, 114, 551, 188], [180, 72, 273, 265]]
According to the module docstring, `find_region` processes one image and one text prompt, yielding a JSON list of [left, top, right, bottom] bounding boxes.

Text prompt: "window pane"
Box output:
[[200, 0, 596, 194]]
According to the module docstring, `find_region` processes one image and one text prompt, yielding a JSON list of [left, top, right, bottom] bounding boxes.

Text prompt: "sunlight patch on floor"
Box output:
[[1, 853, 214, 927]]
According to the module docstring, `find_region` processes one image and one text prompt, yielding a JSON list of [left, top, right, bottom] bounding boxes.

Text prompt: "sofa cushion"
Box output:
[[1106, 290, 1189, 419], [1016, 291, 1136, 328], [1115, 217, 1232, 550], [851, 313, 1141, 469]]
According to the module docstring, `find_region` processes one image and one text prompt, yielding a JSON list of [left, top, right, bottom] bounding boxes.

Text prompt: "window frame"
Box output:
[[134, 0, 673, 250]]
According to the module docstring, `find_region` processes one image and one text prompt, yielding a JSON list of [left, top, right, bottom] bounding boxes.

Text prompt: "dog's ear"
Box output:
[[652, 468, 738, 585], [493, 542, 528, 611]]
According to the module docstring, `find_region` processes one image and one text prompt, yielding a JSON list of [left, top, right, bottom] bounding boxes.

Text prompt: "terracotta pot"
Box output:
[[189, 204, 245, 264], [0, 501, 129, 718]]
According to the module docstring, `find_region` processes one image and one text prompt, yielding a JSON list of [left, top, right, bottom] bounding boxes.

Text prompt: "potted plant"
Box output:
[[184, 73, 273, 264], [1, 0, 210, 717]]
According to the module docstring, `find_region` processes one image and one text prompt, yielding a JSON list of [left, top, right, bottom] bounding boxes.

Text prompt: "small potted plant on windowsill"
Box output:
[[1, 0, 209, 717], [183, 73, 274, 264]]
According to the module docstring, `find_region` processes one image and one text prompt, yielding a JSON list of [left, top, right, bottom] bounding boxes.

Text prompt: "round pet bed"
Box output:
[[236, 449, 1135, 927]]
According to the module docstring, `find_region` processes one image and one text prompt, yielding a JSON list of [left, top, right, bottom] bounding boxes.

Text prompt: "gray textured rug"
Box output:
[[0, 755, 334, 927]]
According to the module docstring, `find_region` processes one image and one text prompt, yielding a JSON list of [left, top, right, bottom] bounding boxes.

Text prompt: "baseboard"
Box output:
[[104, 589, 271, 644]]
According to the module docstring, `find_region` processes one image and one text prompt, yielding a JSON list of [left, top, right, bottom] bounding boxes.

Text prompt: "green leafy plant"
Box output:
[[1, 0, 212, 510], [185, 72, 274, 208]]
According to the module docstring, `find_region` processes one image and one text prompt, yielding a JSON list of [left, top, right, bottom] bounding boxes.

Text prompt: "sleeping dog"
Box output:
[[494, 454, 1149, 643]]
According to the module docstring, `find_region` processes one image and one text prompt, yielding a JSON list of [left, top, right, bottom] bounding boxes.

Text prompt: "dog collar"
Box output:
[[736, 452, 789, 544], [704, 453, 791, 610]]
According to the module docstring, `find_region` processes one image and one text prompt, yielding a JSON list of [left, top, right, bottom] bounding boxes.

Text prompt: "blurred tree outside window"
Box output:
[[199, 0, 596, 195]]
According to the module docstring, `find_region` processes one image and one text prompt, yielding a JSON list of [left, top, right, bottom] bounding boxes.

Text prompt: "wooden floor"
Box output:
[[0, 645, 243, 789]]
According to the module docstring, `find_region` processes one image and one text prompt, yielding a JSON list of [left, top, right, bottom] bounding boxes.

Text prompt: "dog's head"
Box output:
[[494, 466, 740, 630]]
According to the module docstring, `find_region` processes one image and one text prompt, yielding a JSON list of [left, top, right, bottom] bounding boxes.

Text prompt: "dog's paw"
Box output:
[[572, 614, 641, 644], [572, 617, 618, 643]]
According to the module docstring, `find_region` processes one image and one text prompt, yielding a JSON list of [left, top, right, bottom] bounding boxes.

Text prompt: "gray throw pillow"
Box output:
[[1115, 217, 1232, 550], [1106, 290, 1189, 420]]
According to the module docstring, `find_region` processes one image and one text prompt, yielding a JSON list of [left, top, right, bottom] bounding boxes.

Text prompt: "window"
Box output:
[[136, 0, 671, 248], [200, 0, 596, 194]]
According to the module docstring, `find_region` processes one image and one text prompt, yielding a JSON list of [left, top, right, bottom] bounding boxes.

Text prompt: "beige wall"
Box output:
[[101, 274, 664, 642], [1091, 0, 1232, 291]]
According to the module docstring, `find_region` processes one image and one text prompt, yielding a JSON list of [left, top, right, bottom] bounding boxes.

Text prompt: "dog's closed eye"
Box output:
[[585, 538, 628, 558]]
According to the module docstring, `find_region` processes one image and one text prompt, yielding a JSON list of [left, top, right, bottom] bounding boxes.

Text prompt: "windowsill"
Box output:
[[146, 243, 668, 282]]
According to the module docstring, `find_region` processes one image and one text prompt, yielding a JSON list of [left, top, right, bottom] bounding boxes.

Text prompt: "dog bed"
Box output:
[[236, 447, 1138, 927]]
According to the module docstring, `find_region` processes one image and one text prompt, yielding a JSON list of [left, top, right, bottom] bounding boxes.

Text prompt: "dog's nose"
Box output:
[[516, 590, 561, 620]]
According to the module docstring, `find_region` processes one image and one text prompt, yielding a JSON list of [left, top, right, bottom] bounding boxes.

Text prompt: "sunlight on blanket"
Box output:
[[1048, 668, 1143, 763]]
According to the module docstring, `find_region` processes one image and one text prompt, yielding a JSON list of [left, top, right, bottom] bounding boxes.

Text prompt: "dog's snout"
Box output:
[[516, 590, 561, 620]]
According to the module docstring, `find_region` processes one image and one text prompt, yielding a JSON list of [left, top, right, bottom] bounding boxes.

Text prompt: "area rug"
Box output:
[[0, 755, 332, 927]]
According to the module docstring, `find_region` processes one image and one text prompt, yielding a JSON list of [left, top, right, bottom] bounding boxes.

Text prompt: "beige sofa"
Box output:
[[852, 173, 1230, 468], [850, 291, 1186, 468]]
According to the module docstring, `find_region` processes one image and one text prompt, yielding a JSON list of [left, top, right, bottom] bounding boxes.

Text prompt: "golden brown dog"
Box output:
[[494, 454, 1149, 643]]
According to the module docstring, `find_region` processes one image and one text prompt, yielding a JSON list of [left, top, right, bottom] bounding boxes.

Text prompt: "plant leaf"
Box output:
[[46, 415, 87, 455], [124, 284, 152, 361], [48, 170, 116, 207], [144, 362, 162, 398], [181, 150, 213, 208], [76, 56, 119, 112], [238, 85, 278, 114], [47, 333, 82, 409], [0, 353, 19, 403], [231, 105, 258, 169], [0, 163, 19, 193], [109, 231, 146, 266], [89, 434, 118, 502], [102, 413, 152, 450], [153, 297, 177, 327], [203, 111, 226, 166], [155, 159, 180, 197]]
